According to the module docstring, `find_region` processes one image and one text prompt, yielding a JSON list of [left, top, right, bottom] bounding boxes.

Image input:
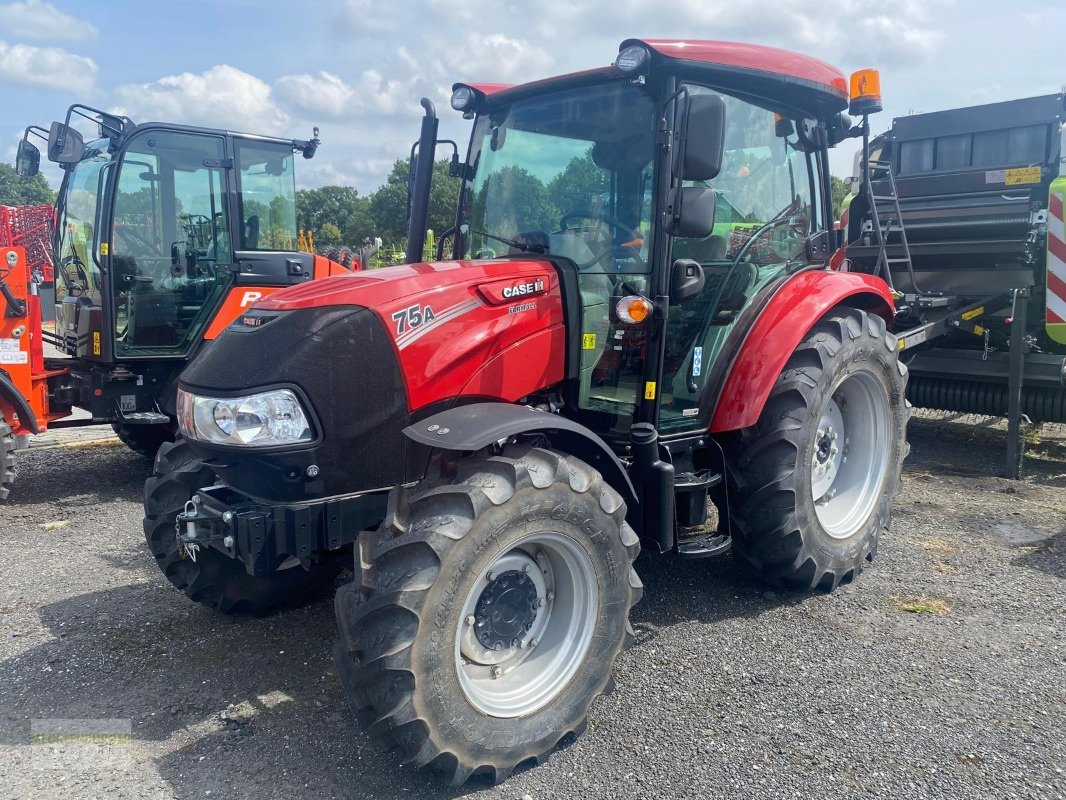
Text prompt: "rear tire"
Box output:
[[334, 445, 642, 785], [142, 439, 340, 614], [0, 419, 17, 501], [112, 422, 175, 459], [727, 306, 908, 591]]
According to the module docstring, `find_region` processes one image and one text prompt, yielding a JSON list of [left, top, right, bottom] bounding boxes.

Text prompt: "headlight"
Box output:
[[177, 388, 313, 447]]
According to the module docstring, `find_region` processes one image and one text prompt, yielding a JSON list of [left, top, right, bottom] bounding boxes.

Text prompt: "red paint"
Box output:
[[709, 271, 894, 433], [632, 39, 849, 100], [453, 82, 514, 97], [258, 260, 566, 411]]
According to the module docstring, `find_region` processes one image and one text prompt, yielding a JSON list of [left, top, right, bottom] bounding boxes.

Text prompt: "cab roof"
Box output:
[[473, 38, 850, 119]]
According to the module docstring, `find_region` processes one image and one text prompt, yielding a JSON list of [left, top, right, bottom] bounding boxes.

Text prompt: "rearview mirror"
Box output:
[[677, 94, 725, 181], [47, 121, 84, 164], [670, 258, 705, 304], [666, 186, 717, 239], [15, 139, 40, 177]]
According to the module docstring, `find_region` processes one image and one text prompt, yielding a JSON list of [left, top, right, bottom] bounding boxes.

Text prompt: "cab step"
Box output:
[[676, 531, 732, 560]]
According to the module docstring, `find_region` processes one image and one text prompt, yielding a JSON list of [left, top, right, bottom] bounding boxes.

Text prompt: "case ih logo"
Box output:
[[502, 279, 545, 299]]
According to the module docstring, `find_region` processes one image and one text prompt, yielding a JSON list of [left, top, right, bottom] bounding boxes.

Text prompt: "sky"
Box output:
[[2, 0, 1064, 195]]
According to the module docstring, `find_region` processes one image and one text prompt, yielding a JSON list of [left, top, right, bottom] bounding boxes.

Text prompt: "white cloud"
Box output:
[[112, 65, 288, 133], [339, 0, 404, 32], [0, 0, 98, 41], [275, 71, 355, 119], [0, 40, 96, 92]]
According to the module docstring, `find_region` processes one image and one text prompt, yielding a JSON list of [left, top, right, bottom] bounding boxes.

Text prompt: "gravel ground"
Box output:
[[0, 414, 1063, 800]]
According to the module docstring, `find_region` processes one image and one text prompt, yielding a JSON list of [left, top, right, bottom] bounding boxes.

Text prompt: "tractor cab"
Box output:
[[17, 105, 321, 363], [445, 41, 850, 442]]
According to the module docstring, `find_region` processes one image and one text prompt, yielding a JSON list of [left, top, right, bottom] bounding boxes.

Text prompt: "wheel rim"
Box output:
[[810, 370, 891, 539], [455, 532, 598, 718]]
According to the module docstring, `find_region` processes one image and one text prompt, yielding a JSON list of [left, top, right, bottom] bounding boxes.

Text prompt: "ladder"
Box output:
[[863, 158, 922, 295]]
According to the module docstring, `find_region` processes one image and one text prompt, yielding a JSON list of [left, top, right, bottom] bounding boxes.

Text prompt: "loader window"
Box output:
[[110, 130, 231, 355], [56, 145, 111, 303], [236, 141, 298, 251]]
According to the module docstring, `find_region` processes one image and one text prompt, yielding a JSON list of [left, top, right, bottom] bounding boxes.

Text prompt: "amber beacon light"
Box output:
[[848, 68, 882, 116]]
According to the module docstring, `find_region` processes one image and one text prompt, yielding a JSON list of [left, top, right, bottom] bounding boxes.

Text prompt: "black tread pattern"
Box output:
[[0, 419, 16, 501], [112, 422, 176, 459], [142, 439, 339, 614], [334, 446, 642, 785], [727, 307, 909, 591]]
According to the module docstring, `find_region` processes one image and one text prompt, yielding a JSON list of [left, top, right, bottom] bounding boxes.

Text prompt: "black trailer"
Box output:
[[844, 92, 1066, 476]]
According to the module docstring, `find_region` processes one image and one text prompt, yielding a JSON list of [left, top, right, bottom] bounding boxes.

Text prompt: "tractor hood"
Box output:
[[178, 258, 568, 501]]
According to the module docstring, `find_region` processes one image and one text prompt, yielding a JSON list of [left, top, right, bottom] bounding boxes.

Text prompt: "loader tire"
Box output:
[[334, 445, 642, 785], [112, 422, 175, 459], [143, 439, 339, 614], [0, 419, 16, 501], [726, 306, 908, 591]]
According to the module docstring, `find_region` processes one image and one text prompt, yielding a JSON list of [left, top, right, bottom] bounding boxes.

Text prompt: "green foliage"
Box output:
[[294, 159, 461, 254], [318, 221, 342, 245], [369, 158, 461, 246], [831, 175, 851, 220], [0, 163, 56, 206]]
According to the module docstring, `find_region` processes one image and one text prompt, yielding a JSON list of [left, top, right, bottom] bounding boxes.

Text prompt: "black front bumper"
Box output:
[[177, 484, 388, 575]]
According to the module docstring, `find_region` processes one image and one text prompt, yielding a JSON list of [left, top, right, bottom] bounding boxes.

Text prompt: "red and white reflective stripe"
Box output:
[[1048, 193, 1066, 324]]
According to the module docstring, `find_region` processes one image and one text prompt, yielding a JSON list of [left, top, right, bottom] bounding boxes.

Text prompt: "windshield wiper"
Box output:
[[466, 227, 546, 255]]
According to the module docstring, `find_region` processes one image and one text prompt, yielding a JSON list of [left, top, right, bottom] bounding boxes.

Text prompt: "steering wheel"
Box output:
[[558, 211, 642, 271], [113, 224, 164, 259]]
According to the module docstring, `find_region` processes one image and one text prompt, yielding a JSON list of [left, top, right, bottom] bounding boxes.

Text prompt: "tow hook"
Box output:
[[176, 498, 204, 561]]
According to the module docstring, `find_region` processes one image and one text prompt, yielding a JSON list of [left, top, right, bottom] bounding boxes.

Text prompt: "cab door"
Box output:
[[657, 88, 823, 433], [109, 129, 233, 357]]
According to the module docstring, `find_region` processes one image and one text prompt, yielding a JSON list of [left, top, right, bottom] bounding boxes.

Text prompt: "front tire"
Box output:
[[727, 306, 908, 591], [0, 419, 17, 500], [334, 445, 642, 785], [142, 439, 340, 614]]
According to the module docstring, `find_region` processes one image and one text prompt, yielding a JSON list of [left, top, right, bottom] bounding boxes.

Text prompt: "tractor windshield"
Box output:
[[460, 80, 658, 432], [55, 142, 111, 304]]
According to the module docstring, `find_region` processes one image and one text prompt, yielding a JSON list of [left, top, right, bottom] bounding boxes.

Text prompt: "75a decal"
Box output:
[[392, 304, 436, 335]]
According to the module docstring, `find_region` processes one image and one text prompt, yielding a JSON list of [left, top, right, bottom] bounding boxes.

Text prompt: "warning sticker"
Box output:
[[0, 338, 19, 352], [644, 381, 656, 400], [582, 333, 597, 350], [0, 351, 28, 365], [960, 306, 984, 321], [1004, 167, 1041, 186]]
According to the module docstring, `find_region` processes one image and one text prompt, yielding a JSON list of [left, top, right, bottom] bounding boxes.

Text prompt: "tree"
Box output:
[[830, 175, 851, 220], [318, 221, 341, 245], [296, 185, 363, 240], [368, 158, 462, 246], [547, 154, 609, 218], [0, 163, 56, 206]]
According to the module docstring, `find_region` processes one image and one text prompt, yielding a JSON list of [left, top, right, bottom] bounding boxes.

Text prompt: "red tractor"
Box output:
[[0, 107, 352, 499], [147, 40, 908, 783]]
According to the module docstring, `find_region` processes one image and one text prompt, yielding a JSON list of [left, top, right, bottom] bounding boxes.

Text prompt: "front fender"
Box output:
[[403, 402, 639, 514], [709, 270, 894, 433], [0, 368, 39, 435]]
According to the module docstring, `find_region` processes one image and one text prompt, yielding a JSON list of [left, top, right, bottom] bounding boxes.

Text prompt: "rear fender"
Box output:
[[403, 402, 639, 516], [0, 368, 39, 434], [709, 270, 894, 433]]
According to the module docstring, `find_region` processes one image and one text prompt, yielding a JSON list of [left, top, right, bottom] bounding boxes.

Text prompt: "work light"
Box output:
[[615, 44, 650, 74], [450, 86, 477, 112]]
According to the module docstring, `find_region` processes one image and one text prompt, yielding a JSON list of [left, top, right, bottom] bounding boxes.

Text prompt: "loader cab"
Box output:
[[37, 106, 317, 363], [450, 40, 841, 440]]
